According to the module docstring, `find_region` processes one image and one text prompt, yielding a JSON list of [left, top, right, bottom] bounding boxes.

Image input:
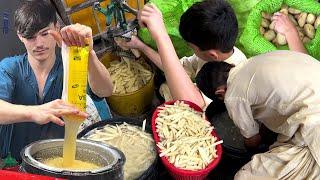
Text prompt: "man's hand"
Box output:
[[272, 12, 297, 37], [138, 4, 166, 40], [29, 99, 88, 126], [272, 12, 307, 54], [115, 35, 145, 50], [48, 23, 93, 50]]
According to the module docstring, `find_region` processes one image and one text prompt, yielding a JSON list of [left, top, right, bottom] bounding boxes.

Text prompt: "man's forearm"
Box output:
[[154, 33, 205, 108], [139, 43, 164, 71], [88, 50, 113, 97], [0, 100, 31, 124], [286, 30, 308, 54]]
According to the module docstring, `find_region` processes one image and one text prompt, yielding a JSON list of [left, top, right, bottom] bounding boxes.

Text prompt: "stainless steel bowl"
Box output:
[[20, 139, 125, 180]]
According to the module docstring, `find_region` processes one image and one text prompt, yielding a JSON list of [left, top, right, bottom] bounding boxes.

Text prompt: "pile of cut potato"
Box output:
[[86, 122, 156, 180], [155, 101, 223, 171], [107, 58, 153, 94], [260, 5, 320, 45]]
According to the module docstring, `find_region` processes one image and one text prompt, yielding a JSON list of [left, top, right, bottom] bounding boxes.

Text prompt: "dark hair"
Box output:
[[196, 62, 234, 115], [14, 0, 57, 39], [179, 0, 238, 53]]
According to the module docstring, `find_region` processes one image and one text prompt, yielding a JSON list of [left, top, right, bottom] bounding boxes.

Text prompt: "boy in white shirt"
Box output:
[[196, 50, 320, 179], [118, 0, 246, 110]]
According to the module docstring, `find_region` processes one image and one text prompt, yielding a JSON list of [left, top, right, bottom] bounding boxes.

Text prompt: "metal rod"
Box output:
[[50, 0, 71, 25], [92, 3, 106, 49], [137, 0, 140, 11], [96, 46, 114, 57], [65, 0, 105, 15], [122, 3, 138, 16], [93, 31, 109, 40], [93, 7, 103, 33]]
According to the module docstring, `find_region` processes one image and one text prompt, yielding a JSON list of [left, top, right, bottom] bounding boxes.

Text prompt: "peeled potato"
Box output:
[[303, 37, 311, 43], [280, 8, 288, 15], [264, 30, 276, 41], [276, 34, 287, 45], [260, 27, 266, 35], [269, 21, 276, 30], [298, 31, 304, 40], [262, 12, 272, 20], [314, 16, 320, 29], [272, 38, 278, 45], [261, 18, 271, 28], [298, 13, 308, 28], [288, 14, 298, 26], [306, 14, 316, 25], [288, 8, 301, 15], [304, 24, 315, 39]]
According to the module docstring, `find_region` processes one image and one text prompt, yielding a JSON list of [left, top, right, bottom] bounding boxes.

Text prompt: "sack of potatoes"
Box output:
[[260, 4, 320, 46], [239, 0, 320, 59]]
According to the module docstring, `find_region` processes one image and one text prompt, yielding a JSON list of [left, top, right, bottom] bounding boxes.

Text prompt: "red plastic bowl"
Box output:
[[151, 100, 223, 180]]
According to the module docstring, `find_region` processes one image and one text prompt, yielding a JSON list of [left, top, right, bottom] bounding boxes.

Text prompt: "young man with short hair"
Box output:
[[0, 0, 113, 161]]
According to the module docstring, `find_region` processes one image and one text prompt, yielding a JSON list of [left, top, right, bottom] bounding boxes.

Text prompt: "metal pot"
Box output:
[[20, 139, 125, 180]]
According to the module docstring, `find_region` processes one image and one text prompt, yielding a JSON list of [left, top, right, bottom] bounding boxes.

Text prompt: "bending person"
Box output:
[[196, 50, 320, 179]]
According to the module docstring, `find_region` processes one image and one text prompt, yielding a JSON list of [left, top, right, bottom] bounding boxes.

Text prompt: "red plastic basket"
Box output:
[[151, 100, 223, 180]]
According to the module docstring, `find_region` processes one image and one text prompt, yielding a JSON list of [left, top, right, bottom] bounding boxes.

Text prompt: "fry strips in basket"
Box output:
[[156, 101, 223, 171], [108, 58, 152, 94]]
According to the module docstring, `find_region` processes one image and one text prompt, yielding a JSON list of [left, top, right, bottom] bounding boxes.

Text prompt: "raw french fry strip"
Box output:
[[108, 58, 152, 95], [155, 101, 223, 171]]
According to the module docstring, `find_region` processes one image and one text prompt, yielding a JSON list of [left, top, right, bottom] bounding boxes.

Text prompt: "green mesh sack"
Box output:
[[239, 0, 320, 59], [226, 0, 262, 47], [138, 0, 200, 58]]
